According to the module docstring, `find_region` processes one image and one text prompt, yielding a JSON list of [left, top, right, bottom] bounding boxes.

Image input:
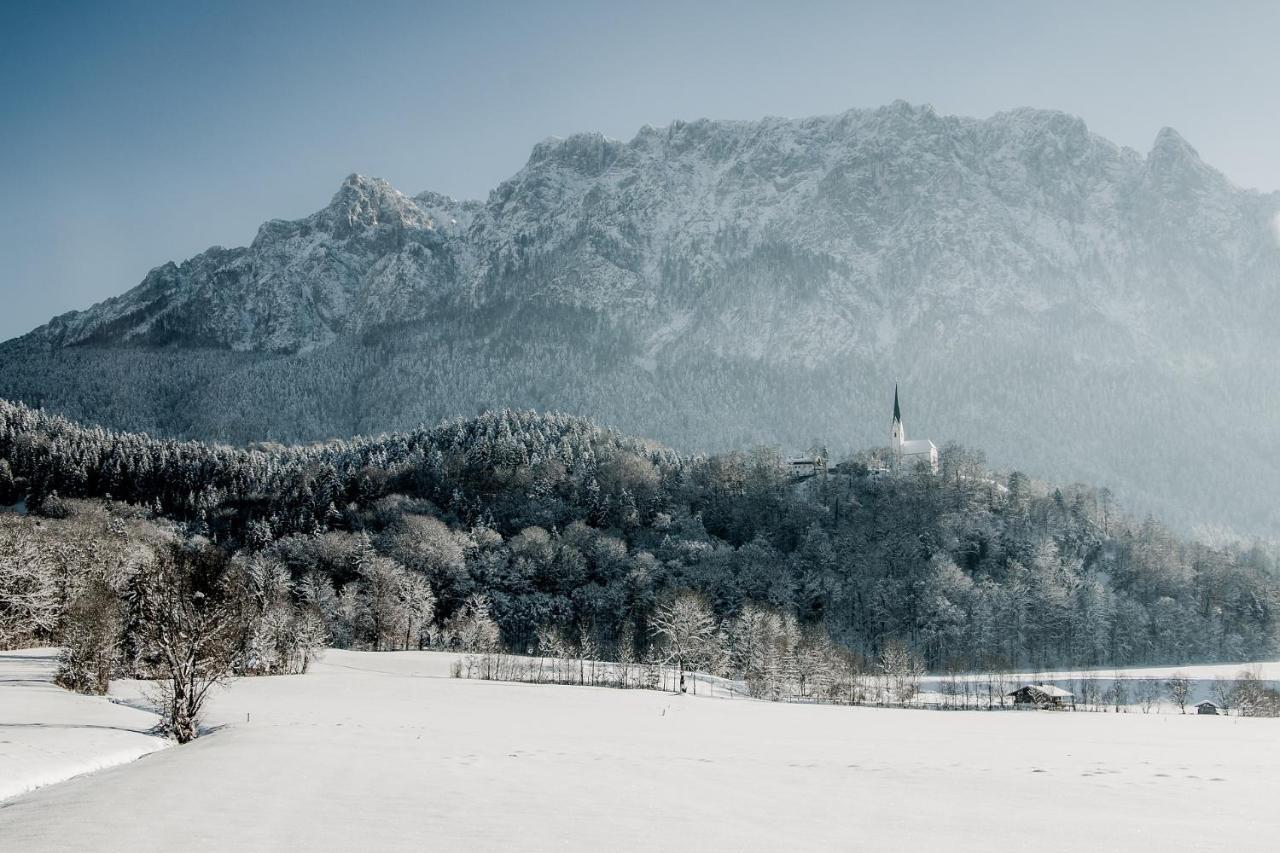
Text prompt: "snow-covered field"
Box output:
[[3, 649, 1278, 852], [914, 660, 1280, 710], [0, 649, 168, 802], [943, 659, 1280, 684]]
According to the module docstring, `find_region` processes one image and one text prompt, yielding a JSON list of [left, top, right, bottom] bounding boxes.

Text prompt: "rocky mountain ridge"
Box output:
[[24, 103, 1278, 359], [4, 102, 1279, 535]]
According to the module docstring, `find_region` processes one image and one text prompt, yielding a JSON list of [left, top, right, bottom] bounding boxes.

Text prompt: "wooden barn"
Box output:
[[1195, 700, 1221, 715], [1007, 684, 1074, 709]]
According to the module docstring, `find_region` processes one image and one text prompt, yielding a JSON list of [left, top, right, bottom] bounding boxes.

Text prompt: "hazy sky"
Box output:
[[2, 0, 1278, 341]]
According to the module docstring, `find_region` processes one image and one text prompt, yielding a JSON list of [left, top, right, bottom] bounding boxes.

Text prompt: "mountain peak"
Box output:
[[1151, 126, 1199, 160], [341, 172, 382, 188], [322, 174, 429, 236], [1144, 126, 1228, 191], [527, 133, 625, 175], [331, 173, 403, 206]]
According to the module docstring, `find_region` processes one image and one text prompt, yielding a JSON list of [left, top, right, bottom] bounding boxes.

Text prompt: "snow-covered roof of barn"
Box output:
[[1009, 684, 1073, 698]]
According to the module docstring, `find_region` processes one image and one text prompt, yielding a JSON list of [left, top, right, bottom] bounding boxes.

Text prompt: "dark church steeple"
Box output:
[[888, 384, 938, 474], [891, 384, 906, 456]]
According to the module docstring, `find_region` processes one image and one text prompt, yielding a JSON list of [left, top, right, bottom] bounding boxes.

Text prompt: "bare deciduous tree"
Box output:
[[130, 544, 239, 743], [400, 573, 436, 650], [55, 578, 122, 694], [879, 639, 924, 705], [1165, 672, 1192, 714], [651, 591, 720, 694], [0, 527, 59, 647], [1135, 679, 1160, 714], [1211, 676, 1235, 714], [446, 593, 501, 653], [1231, 667, 1280, 717], [1105, 676, 1129, 713]]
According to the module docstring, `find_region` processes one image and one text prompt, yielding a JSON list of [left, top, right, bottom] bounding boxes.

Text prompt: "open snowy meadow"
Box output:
[[0, 650, 168, 803], [3, 649, 1278, 852]]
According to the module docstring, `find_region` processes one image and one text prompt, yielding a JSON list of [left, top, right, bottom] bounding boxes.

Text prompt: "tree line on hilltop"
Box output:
[[1, 397, 1277, 736]]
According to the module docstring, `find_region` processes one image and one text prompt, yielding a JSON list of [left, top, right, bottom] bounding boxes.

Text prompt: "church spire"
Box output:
[[890, 384, 907, 463]]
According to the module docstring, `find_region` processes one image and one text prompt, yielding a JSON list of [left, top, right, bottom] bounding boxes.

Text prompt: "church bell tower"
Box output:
[[890, 384, 905, 461]]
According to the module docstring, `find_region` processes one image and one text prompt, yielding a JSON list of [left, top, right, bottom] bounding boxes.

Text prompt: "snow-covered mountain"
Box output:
[[29, 175, 477, 352], [4, 102, 1279, 533]]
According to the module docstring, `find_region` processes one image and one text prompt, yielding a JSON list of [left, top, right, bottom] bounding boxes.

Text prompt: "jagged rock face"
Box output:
[[22, 103, 1279, 362], [475, 105, 1278, 366], [31, 176, 471, 352], [4, 103, 1280, 533]]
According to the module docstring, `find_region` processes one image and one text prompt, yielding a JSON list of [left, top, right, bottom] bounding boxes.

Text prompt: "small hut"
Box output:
[[1195, 700, 1221, 715], [1007, 684, 1074, 709]]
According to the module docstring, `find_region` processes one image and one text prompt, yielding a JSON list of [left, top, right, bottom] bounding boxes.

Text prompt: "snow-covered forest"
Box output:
[[3, 396, 1277, 718]]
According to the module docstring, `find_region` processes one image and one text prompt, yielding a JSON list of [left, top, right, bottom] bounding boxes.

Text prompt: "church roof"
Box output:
[[900, 439, 936, 455], [893, 385, 901, 423]]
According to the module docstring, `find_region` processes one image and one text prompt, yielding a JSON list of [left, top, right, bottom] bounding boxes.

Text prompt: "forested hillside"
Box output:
[[3, 398, 1276, 673], [3, 103, 1279, 537]]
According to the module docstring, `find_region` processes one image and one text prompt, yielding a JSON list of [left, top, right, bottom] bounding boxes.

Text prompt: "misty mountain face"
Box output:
[[3, 102, 1279, 534], [29, 177, 477, 352]]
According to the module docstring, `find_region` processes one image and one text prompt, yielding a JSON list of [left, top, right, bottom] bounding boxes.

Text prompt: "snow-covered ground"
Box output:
[[944, 659, 1280, 684], [915, 660, 1280, 709], [0, 648, 168, 802], [2, 649, 1278, 852]]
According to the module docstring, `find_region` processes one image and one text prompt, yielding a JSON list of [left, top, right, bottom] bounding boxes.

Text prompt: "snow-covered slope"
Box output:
[[0, 648, 168, 802], [3, 102, 1279, 532], [26, 176, 475, 352], [1, 649, 1276, 852]]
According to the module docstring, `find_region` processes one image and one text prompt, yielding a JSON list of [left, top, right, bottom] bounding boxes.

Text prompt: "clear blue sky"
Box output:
[[2, 0, 1277, 341]]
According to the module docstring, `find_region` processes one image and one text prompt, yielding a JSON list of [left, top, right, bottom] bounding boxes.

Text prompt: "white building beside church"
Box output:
[[890, 385, 938, 474]]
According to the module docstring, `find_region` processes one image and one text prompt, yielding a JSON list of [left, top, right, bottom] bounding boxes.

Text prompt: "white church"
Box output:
[[890, 385, 938, 474]]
